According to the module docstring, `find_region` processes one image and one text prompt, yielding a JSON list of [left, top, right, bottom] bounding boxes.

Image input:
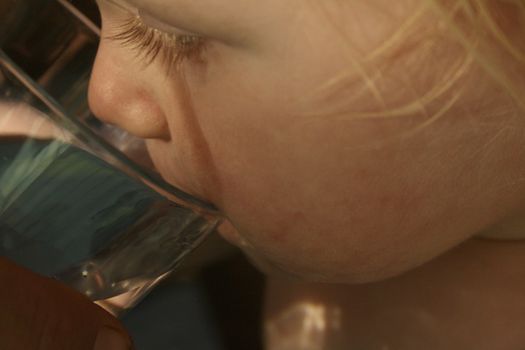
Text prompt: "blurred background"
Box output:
[[0, 1, 264, 349]]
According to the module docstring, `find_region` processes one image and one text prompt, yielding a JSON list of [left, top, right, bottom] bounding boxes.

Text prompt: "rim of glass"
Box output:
[[0, 49, 219, 214]]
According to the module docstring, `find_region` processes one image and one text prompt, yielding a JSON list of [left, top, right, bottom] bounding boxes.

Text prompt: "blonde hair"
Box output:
[[308, 0, 525, 130]]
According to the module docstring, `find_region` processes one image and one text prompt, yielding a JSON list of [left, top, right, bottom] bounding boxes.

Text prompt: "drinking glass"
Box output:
[[0, 1, 222, 316]]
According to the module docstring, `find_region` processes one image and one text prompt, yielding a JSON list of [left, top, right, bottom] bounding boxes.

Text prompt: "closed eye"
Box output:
[[107, 15, 207, 72]]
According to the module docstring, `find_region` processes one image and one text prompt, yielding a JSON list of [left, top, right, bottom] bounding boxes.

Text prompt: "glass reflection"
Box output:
[[266, 301, 341, 350]]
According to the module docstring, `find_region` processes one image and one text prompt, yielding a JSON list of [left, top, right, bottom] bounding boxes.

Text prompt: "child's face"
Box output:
[[90, 0, 525, 282]]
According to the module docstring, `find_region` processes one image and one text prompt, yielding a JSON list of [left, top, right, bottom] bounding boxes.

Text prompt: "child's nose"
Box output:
[[88, 39, 170, 140]]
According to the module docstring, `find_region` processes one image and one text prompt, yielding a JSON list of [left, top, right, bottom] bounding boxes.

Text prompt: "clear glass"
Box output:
[[0, 0, 222, 316]]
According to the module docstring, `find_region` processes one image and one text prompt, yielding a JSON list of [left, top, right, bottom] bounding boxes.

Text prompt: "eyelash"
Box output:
[[108, 16, 207, 71]]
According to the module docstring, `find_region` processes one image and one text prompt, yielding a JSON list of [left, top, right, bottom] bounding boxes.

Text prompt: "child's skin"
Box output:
[[88, 0, 525, 347]]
